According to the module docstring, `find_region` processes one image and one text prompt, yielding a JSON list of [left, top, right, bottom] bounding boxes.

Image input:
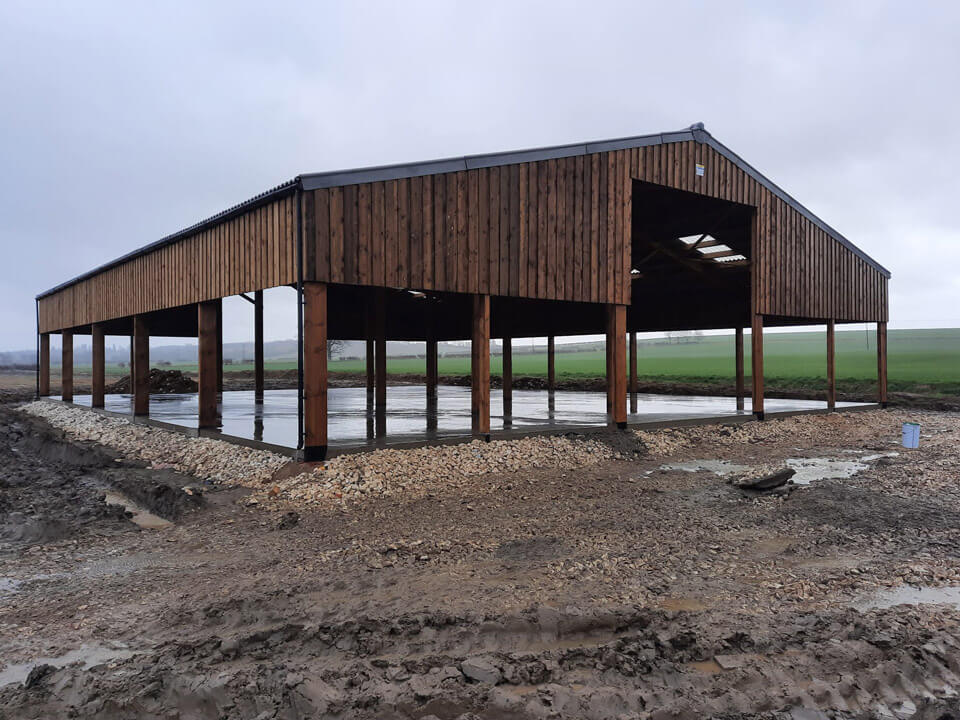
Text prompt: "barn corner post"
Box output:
[[547, 334, 556, 414], [38, 318, 51, 398], [826, 319, 836, 409], [425, 303, 439, 432], [471, 294, 491, 440], [501, 333, 513, 426], [877, 320, 888, 407], [303, 282, 328, 461], [198, 301, 220, 428], [734, 327, 745, 412], [91, 323, 105, 408], [61, 330, 73, 403], [749, 207, 764, 420], [254, 290, 264, 401], [374, 288, 387, 438], [34, 299, 41, 399], [605, 305, 627, 429], [132, 316, 149, 415]]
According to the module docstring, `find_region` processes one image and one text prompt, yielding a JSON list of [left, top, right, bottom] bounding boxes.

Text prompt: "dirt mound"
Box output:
[[107, 368, 197, 394]]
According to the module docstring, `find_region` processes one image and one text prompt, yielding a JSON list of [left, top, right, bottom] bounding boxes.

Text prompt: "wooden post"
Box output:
[[303, 282, 328, 460], [605, 314, 613, 413], [547, 335, 556, 390], [471, 294, 491, 438], [39, 334, 50, 396], [735, 327, 745, 411], [365, 300, 375, 399], [426, 337, 438, 431], [751, 314, 764, 420], [877, 320, 888, 407], [216, 299, 223, 394], [61, 331, 73, 402], [254, 290, 264, 400], [375, 289, 387, 437], [826, 319, 836, 409], [133, 316, 149, 415], [605, 306, 627, 427], [91, 323, 105, 408], [198, 302, 220, 428], [502, 336, 513, 422], [129, 335, 135, 389], [629, 331, 638, 414]]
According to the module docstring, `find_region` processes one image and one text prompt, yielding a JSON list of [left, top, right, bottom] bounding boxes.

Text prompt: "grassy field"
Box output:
[[73, 328, 959, 396]]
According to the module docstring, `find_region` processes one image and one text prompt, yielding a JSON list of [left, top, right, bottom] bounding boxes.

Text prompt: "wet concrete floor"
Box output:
[[61, 386, 866, 451]]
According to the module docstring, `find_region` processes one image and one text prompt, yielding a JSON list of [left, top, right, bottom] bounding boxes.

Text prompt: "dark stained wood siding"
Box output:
[[38, 195, 297, 333], [39, 140, 888, 333]]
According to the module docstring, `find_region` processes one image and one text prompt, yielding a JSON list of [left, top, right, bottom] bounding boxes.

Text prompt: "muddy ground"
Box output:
[[2, 398, 960, 718]]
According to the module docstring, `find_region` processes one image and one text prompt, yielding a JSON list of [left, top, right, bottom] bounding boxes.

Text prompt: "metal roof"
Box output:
[[37, 123, 889, 300]]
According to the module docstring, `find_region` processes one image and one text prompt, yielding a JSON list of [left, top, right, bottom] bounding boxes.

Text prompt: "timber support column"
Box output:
[[426, 337, 438, 431], [303, 282, 328, 460], [374, 289, 387, 437], [877, 321, 888, 407], [502, 336, 513, 425], [606, 305, 627, 428], [254, 290, 264, 401], [198, 302, 220, 428], [216, 300, 223, 394], [133, 316, 149, 416], [471, 294, 491, 439], [735, 327, 745, 411], [751, 315, 764, 420], [629, 332, 638, 414], [129, 336, 135, 388], [91, 323, 105, 408], [826, 319, 836, 409], [39, 334, 50, 397], [547, 335, 556, 413], [61, 331, 73, 402]]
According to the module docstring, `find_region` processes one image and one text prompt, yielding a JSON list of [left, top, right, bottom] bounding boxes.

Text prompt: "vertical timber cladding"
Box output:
[[37, 194, 298, 334], [303, 140, 888, 322], [38, 134, 890, 334], [304, 151, 634, 305]]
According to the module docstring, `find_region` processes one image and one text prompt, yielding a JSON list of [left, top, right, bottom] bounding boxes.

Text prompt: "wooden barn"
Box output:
[[36, 123, 890, 459]]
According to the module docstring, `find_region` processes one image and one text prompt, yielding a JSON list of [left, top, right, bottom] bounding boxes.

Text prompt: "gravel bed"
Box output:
[[19, 401, 287, 485]]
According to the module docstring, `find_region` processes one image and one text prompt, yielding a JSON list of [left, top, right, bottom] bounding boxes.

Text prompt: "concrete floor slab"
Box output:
[[60, 386, 868, 453]]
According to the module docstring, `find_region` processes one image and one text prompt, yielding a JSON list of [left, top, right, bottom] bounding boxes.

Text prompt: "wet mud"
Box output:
[[2, 405, 960, 718]]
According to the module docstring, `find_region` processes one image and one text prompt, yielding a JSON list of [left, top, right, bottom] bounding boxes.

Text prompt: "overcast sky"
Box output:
[[1, 1, 957, 351]]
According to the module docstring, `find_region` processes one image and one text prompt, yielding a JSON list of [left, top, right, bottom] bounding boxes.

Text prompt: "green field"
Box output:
[[81, 328, 959, 397], [325, 329, 959, 395]]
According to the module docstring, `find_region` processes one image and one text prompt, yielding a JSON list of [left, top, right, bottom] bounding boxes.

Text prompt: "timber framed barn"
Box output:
[[36, 123, 890, 460]]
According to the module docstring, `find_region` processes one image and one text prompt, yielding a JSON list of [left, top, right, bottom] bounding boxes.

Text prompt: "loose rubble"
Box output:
[[20, 400, 286, 485]]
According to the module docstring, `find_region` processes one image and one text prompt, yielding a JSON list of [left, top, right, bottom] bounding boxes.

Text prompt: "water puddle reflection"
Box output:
[[103, 491, 172, 530], [0, 643, 140, 687], [855, 585, 960, 611]]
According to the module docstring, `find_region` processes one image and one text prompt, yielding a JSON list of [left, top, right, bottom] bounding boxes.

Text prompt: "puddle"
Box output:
[[0, 643, 140, 687], [855, 585, 960, 611], [658, 596, 709, 611], [659, 460, 750, 477], [103, 491, 172, 530], [686, 659, 723, 674], [786, 452, 900, 486]]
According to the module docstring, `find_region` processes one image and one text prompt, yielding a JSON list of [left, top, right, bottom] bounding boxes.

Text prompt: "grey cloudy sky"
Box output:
[[1, 1, 957, 350]]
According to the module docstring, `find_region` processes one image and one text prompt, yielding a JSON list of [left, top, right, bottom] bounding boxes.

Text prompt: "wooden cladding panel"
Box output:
[[38, 195, 296, 333], [41, 140, 888, 333], [307, 149, 633, 306]]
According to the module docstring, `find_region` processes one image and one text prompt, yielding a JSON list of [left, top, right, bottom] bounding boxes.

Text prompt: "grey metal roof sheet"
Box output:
[[36, 123, 889, 300]]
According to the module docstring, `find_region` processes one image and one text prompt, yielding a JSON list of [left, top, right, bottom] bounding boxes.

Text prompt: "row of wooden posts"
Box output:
[[37, 283, 889, 461]]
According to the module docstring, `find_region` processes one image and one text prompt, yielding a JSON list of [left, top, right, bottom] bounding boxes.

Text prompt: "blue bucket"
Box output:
[[902, 422, 920, 449]]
